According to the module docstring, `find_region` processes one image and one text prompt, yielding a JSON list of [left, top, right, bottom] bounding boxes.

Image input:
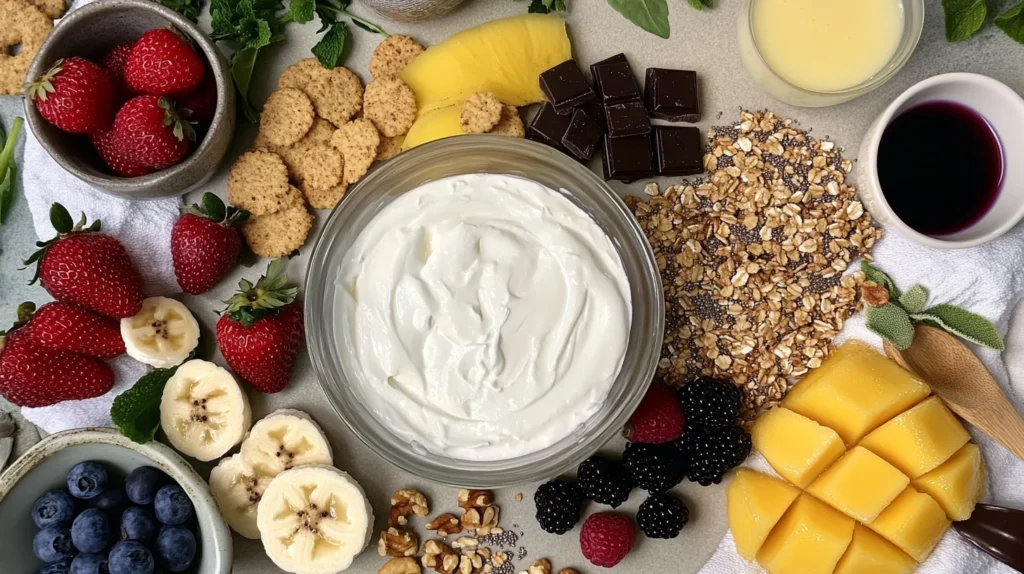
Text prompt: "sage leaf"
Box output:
[[995, 1, 1024, 44], [607, 0, 670, 39], [866, 304, 915, 350], [913, 304, 1005, 351], [942, 0, 987, 42], [860, 261, 902, 299], [898, 284, 929, 314]]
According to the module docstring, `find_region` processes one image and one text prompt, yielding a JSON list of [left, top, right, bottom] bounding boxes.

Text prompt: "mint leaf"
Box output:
[[898, 284, 929, 314], [860, 261, 902, 300], [942, 0, 987, 42], [866, 304, 915, 350], [607, 0, 670, 39], [159, 0, 205, 22], [913, 304, 1005, 351], [111, 367, 178, 444], [995, 2, 1024, 43], [290, 0, 315, 23], [312, 22, 347, 69], [687, 0, 713, 9]]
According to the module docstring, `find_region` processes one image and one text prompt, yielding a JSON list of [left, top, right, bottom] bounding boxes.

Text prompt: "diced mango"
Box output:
[[806, 446, 909, 523], [912, 443, 986, 521], [752, 407, 846, 488], [835, 523, 917, 574], [782, 341, 931, 445], [402, 104, 462, 150], [727, 469, 802, 561], [757, 494, 856, 574], [868, 487, 950, 562], [860, 396, 970, 478]]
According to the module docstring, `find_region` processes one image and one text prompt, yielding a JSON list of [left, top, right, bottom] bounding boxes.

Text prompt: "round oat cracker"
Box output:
[[285, 142, 343, 191], [303, 180, 348, 210], [305, 66, 364, 127], [227, 150, 293, 216], [28, 0, 63, 18], [363, 77, 416, 138], [260, 88, 315, 147], [278, 58, 323, 91], [369, 34, 424, 79], [242, 192, 314, 258], [0, 0, 52, 95], [376, 135, 405, 162], [331, 119, 380, 185], [461, 92, 503, 134], [490, 104, 526, 138]]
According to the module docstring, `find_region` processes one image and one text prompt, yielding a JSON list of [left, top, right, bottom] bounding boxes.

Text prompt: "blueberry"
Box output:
[[120, 506, 158, 545], [154, 526, 195, 572], [108, 541, 154, 574], [67, 462, 108, 500], [33, 526, 74, 563], [89, 489, 127, 516], [153, 485, 192, 526], [70, 553, 108, 574], [37, 560, 71, 574], [33, 490, 77, 528], [71, 509, 112, 554], [125, 467, 164, 506]]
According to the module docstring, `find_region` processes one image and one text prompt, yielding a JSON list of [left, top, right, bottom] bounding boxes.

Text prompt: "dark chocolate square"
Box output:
[[527, 102, 574, 147], [654, 126, 704, 176], [590, 53, 628, 90], [601, 133, 654, 183], [561, 109, 602, 162], [604, 100, 651, 138], [540, 60, 597, 115], [576, 102, 607, 132], [645, 68, 701, 123], [593, 61, 641, 104]]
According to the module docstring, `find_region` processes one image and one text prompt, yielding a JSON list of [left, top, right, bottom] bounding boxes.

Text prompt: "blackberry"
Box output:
[[622, 442, 686, 493], [677, 378, 742, 428], [577, 456, 634, 508], [534, 479, 584, 534], [682, 424, 751, 486], [637, 493, 689, 539]]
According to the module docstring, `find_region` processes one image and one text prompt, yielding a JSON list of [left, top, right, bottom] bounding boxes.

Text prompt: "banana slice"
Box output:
[[160, 359, 252, 461], [209, 454, 270, 539], [257, 465, 374, 574], [240, 409, 334, 477], [121, 296, 200, 368]]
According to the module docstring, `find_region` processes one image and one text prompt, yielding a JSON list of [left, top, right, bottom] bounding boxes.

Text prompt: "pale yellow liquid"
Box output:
[[752, 0, 904, 92]]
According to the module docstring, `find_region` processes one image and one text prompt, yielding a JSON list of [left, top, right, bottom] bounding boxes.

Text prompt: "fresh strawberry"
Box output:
[[172, 193, 249, 294], [25, 57, 114, 134], [580, 512, 636, 568], [113, 95, 194, 170], [102, 42, 135, 104], [216, 260, 304, 393], [624, 382, 685, 443], [125, 27, 206, 97], [90, 127, 153, 178], [180, 74, 217, 123], [25, 203, 144, 319], [24, 301, 125, 359], [0, 304, 114, 408]]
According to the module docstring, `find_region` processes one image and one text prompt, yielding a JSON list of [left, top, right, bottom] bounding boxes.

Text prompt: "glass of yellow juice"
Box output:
[[738, 0, 925, 107]]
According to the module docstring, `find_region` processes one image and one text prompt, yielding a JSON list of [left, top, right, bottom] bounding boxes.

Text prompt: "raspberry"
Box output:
[[577, 456, 633, 508], [681, 424, 751, 486], [625, 382, 685, 443], [677, 378, 742, 428], [580, 512, 635, 568], [637, 493, 689, 539], [534, 479, 584, 534], [622, 442, 686, 493]]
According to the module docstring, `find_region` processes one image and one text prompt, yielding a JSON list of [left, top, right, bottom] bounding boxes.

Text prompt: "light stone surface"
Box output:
[[2, 0, 1024, 572]]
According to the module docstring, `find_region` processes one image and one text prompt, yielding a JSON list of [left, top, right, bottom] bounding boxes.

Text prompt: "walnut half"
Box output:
[[527, 559, 551, 574], [378, 527, 418, 557], [426, 513, 463, 536], [389, 489, 430, 527], [422, 539, 459, 574], [457, 489, 494, 509], [462, 505, 500, 536], [377, 557, 421, 574]]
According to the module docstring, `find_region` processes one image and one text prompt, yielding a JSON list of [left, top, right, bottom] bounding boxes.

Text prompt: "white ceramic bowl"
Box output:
[[0, 428, 232, 574]]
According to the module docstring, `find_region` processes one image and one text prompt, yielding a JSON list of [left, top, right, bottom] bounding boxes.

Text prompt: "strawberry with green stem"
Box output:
[[113, 95, 195, 170], [171, 193, 250, 295], [26, 57, 115, 134], [124, 27, 206, 97]]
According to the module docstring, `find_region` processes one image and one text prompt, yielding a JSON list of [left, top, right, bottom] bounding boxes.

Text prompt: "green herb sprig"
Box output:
[[861, 261, 1004, 352], [520, 0, 712, 39], [158, 0, 205, 23], [943, 0, 1024, 43], [0, 117, 24, 226]]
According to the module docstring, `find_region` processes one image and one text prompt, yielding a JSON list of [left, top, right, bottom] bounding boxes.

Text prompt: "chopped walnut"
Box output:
[[378, 557, 421, 574], [527, 559, 551, 574], [389, 489, 429, 527], [861, 281, 890, 307], [422, 540, 459, 574], [459, 553, 484, 574], [451, 536, 478, 549], [426, 513, 463, 536], [556, 569, 580, 574], [378, 527, 418, 557], [462, 505, 501, 536], [491, 552, 508, 567], [457, 489, 494, 509]]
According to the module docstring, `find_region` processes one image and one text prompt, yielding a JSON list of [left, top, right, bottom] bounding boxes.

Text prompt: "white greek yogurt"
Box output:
[[335, 174, 632, 461]]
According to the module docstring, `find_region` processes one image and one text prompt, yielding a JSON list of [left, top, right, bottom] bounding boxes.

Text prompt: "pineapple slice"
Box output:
[[868, 487, 950, 562], [912, 442, 986, 521], [402, 104, 462, 150], [727, 469, 802, 561], [806, 446, 909, 523], [835, 523, 917, 574], [757, 493, 856, 574], [752, 407, 846, 488], [860, 396, 970, 479]]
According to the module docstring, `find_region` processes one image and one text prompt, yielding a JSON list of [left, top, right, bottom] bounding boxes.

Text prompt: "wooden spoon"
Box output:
[[883, 324, 1024, 462]]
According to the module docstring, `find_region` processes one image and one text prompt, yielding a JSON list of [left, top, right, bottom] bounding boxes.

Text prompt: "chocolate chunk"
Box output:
[[540, 60, 597, 115], [593, 61, 641, 104], [654, 126, 704, 176], [645, 68, 700, 123], [561, 109, 602, 162], [601, 133, 654, 183], [590, 53, 628, 87], [527, 102, 573, 147], [604, 100, 651, 138], [576, 102, 607, 132]]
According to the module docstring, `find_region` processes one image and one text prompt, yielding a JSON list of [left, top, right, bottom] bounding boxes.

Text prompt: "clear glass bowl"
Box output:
[[737, 0, 925, 107], [304, 136, 664, 488]]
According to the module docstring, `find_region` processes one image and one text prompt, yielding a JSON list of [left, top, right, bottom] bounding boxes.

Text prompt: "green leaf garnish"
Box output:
[[866, 304, 915, 351], [898, 284, 929, 315], [312, 22, 348, 69], [158, 0, 205, 22], [995, 1, 1024, 44], [913, 304, 1006, 352], [0, 117, 23, 226], [687, 0, 713, 9], [607, 0, 670, 39], [110, 367, 178, 444], [942, 0, 988, 42]]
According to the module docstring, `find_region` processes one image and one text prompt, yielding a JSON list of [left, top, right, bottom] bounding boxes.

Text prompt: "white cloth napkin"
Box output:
[[700, 229, 1024, 573]]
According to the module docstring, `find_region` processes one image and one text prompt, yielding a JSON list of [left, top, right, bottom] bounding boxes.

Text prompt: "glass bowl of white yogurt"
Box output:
[[304, 136, 664, 487]]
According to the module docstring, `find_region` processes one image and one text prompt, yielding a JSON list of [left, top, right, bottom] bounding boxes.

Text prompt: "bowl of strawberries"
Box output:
[[23, 0, 235, 199]]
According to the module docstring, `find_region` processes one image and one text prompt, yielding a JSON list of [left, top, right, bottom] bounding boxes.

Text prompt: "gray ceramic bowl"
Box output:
[[0, 428, 232, 573], [24, 0, 236, 199], [358, 0, 466, 22]]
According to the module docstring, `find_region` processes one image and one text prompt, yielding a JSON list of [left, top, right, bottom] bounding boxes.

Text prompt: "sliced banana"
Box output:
[[257, 465, 374, 574], [121, 296, 200, 368], [160, 359, 251, 461], [209, 454, 270, 539], [240, 409, 334, 477]]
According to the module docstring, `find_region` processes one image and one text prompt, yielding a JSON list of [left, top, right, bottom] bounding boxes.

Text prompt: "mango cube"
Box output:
[[912, 443, 986, 521], [752, 407, 846, 488], [757, 494, 855, 574], [807, 446, 909, 523], [835, 523, 917, 574], [860, 396, 970, 478], [782, 341, 931, 445], [727, 469, 802, 561], [868, 487, 950, 562]]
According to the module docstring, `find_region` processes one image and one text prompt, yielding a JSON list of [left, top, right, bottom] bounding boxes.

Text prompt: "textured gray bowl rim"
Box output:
[[0, 428, 233, 573], [23, 0, 234, 198]]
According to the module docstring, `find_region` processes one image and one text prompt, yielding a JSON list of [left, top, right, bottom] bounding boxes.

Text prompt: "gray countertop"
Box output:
[[3, 0, 1024, 572]]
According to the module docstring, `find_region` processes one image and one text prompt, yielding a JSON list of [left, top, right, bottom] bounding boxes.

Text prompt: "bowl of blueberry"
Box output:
[[0, 428, 231, 574]]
